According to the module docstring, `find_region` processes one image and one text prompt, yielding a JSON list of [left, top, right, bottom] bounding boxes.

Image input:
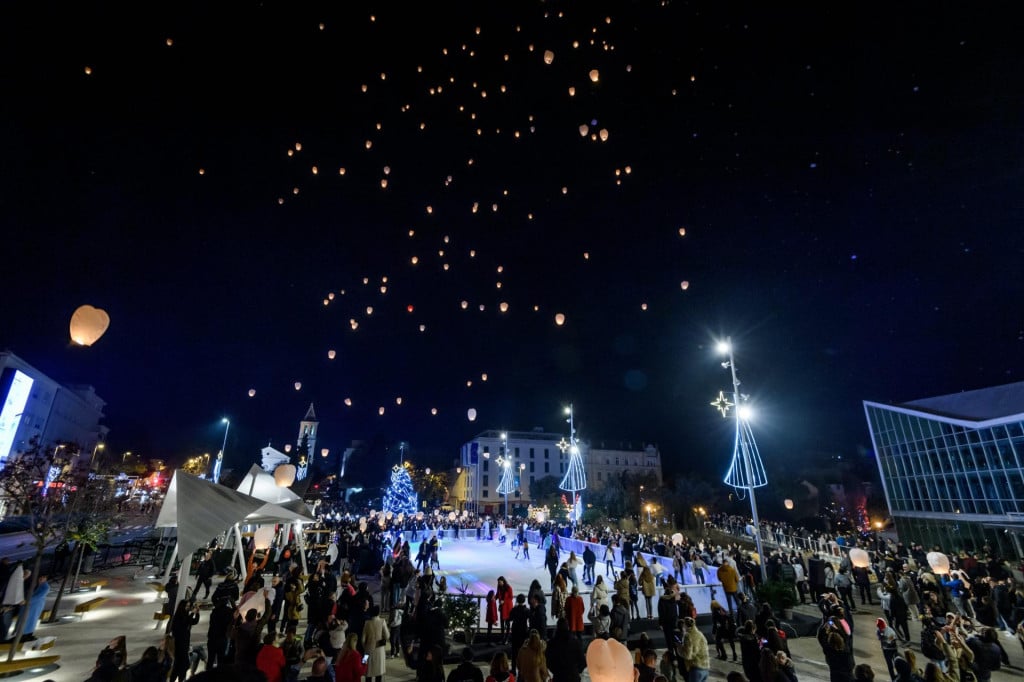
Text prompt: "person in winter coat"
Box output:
[[717, 562, 741, 614], [564, 586, 585, 638], [206, 597, 234, 669], [509, 594, 531, 675], [876, 618, 899, 681], [170, 599, 201, 682], [678, 616, 710, 682], [447, 647, 484, 682], [256, 631, 287, 682], [818, 611, 855, 682], [591, 604, 611, 639], [604, 543, 616, 576], [610, 595, 631, 642], [738, 620, 763, 682], [711, 600, 737, 661], [516, 631, 549, 682], [486, 652, 514, 682], [591, 576, 610, 612], [759, 649, 797, 682], [362, 605, 390, 682], [485, 590, 500, 641], [545, 619, 586, 682], [551, 575, 567, 620], [640, 567, 657, 618], [898, 573, 921, 617], [334, 632, 367, 682], [497, 576, 515, 641]]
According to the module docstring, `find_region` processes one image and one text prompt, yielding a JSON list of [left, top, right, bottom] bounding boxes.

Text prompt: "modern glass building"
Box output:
[[864, 381, 1024, 559]]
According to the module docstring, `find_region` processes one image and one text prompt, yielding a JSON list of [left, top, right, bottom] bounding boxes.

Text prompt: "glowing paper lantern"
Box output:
[[328, 350, 336, 359], [253, 526, 276, 550], [680, 281, 690, 290], [467, 408, 478, 422], [679, 227, 687, 237], [927, 552, 950, 575], [294, 382, 302, 390], [586, 639, 633, 682], [448, 511, 457, 520], [849, 548, 871, 569], [431, 408, 438, 415], [783, 498, 794, 510], [344, 398, 352, 407], [554, 313, 566, 326], [274, 464, 297, 487], [248, 389, 256, 397], [69, 305, 110, 346], [671, 533, 684, 545], [579, 124, 589, 137], [589, 69, 600, 83], [499, 302, 509, 313], [599, 128, 609, 142], [378, 406, 385, 416], [543, 50, 554, 65]]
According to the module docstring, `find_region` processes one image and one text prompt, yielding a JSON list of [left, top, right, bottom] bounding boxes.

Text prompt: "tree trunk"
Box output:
[[71, 544, 87, 593], [46, 543, 81, 623], [6, 550, 44, 662]]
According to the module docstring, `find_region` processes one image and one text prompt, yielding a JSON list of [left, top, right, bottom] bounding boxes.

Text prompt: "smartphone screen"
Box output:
[[362, 655, 370, 664]]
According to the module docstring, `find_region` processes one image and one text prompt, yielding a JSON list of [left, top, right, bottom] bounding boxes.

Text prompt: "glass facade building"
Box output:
[[864, 381, 1024, 559]]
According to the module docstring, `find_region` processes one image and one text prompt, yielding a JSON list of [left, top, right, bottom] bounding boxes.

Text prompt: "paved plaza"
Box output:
[[7, 535, 1024, 682]]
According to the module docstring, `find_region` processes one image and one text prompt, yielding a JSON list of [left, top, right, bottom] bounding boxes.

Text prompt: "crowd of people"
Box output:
[[68, 506, 1024, 682]]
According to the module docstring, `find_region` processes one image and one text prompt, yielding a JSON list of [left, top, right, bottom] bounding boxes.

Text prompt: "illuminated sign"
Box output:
[[0, 369, 34, 463]]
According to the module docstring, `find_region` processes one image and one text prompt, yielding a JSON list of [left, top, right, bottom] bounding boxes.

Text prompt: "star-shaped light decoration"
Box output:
[[711, 391, 734, 418], [556, 437, 570, 453]]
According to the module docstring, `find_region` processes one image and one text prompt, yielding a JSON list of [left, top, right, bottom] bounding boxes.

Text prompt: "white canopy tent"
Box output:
[[155, 470, 315, 611], [234, 464, 315, 576]]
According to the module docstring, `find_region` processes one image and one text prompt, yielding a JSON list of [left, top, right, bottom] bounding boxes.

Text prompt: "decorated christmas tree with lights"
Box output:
[[383, 464, 418, 515]]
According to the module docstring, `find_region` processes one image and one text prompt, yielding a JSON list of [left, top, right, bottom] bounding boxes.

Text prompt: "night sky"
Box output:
[[2, 2, 1023, 481]]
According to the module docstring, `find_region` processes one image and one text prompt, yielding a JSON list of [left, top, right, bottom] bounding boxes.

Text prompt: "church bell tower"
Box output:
[[297, 403, 318, 462]]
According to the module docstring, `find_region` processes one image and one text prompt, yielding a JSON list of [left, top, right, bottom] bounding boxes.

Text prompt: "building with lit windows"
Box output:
[[452, 429, 664, 514], [0, 351, 107, 466], [864, 381, 1024, 559], [587, 443, 663, 490]]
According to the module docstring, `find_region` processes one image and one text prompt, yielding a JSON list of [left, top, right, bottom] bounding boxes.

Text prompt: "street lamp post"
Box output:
[[219, 417, 231, 463], [90, 442, 105, 470], [558, 404, 587, 530], [715, 337, 768, 583]]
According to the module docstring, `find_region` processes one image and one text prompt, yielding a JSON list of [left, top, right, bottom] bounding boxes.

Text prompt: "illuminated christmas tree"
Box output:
[[383, 464, 418, 515]]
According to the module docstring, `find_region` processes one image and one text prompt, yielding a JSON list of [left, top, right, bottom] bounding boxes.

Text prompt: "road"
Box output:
[[0, 519, 158, 563]]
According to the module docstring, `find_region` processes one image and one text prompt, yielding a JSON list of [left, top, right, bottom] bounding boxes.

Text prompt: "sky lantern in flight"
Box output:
[[294, 382, 302, 390], [499, 302, 509, 313], [589, 69, 600, 83], [378, 406, 385, 416], [568, 86, 576, 96], [680, 281, 690, 290], [69, 305, 110, 346], [679, 227, 686, 237], [248, 389, 256, 397], [543, 50, 555, 64], [599, 128, 609, 142], [328, 350, 336, 359], [460, 300, 469, 310], [344, 398, 352, 407], [467, 408, 477, 422], [579, 124, 589, 137], [431, 408, 438, 416], [555, 313, 566, 326]]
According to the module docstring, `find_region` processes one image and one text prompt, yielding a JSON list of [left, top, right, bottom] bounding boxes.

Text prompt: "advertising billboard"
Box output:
[[0, 368, 34, 463]]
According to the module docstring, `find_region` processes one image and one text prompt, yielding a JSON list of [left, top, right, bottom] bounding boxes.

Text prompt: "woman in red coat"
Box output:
[[564, 586, 585, 638], [334, 633, 367, 682], [497, 576, 514, 642]]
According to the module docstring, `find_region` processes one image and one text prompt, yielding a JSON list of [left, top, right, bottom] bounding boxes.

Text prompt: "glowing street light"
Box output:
[[714, 336, 768, 582]]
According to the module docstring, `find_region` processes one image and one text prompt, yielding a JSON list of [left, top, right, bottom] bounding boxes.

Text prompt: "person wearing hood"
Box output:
[[876, 618, 899, 681]]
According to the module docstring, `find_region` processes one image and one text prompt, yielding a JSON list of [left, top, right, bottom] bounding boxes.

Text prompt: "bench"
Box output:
[[79, 577, 109, 591], [0, 654, 61, 675], [74, 596, 109, 619]]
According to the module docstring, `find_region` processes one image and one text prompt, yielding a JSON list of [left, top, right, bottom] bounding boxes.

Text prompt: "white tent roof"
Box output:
[[155, 471, 266, 557], [237, 464, 302, 504], [155, 470, 316, 557]]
